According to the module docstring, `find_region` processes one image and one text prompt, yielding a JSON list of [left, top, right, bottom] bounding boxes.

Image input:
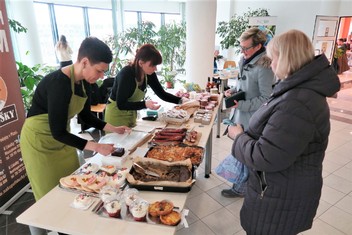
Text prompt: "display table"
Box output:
[[16, 96, 222, 234]]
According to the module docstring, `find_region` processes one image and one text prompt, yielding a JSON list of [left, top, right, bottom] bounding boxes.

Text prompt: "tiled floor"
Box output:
[[2, 70, 352, 235]]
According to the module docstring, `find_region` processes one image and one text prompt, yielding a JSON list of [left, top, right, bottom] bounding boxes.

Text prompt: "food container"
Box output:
[[126, 157, 196, 192], [93, 197, 182, 227], [144, 144, 204, 166]]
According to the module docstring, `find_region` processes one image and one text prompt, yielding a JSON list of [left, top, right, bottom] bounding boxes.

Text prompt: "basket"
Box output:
[[160, 109, 190, 125]]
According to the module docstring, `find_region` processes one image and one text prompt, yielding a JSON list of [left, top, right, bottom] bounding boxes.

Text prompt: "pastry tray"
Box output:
[[93, 200, 181, 227], [127, 165, 196, 193], [144, 143, 205, 166], [58, 182, 127, 197], [59, 163, 127, 196]]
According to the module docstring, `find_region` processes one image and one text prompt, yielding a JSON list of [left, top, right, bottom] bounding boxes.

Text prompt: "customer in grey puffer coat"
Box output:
[[227, 29, 340, 235]]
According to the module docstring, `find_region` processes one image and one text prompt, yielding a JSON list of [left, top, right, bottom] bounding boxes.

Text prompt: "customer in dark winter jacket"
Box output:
[[226, 29, 341, 235]]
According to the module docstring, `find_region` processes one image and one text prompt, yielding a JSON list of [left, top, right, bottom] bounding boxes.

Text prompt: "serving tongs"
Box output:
[[133, 162, 160, 177]]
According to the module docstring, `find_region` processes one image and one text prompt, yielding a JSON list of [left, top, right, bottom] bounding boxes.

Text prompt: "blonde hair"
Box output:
[[239, 27, 267, 46], [266, 29, 315, 80]]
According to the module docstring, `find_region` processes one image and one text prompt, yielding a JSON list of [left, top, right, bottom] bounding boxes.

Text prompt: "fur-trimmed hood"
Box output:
[[256, 54, 272, 69]]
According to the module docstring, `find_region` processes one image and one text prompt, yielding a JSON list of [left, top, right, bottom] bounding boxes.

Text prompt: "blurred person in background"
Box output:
[[55, 35, 73, 68]]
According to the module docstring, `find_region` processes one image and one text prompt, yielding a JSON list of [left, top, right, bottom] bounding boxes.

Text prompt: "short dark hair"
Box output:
[[77, 37, 112, 65], [239, 27, 267, 46]]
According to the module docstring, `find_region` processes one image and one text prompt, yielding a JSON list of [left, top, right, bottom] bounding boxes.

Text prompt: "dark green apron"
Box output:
[[105, 79, 145, 127], [20, 66, 87, 201]]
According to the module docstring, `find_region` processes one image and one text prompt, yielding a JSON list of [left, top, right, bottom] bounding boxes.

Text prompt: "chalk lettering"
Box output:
[[0, 10, 4, 25], [0, 29, 9, 53]]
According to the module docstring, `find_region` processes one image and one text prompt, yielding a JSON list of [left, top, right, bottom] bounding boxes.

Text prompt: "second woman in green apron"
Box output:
[[105, 44, 182, 127]]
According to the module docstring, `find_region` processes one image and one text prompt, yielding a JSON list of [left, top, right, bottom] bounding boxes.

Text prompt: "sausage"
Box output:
[[153, 134, 184, 141], [156, 131, 186, 137], [152, 139, 182, 143], [161, 128, 187, 133]]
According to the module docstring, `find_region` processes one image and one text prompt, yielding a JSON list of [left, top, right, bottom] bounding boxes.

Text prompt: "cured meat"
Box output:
[[151, 128, 188, 143]]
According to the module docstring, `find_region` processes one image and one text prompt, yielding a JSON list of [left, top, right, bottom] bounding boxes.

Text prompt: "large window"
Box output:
[[165, 13, 182, 25], [33, 3, 56, 64], [141, 12, 161, 31], [33, 2, 183, 65], [88, 8, 113, 41], [124, 11, 138, 30], [54, 5, 86, 60]]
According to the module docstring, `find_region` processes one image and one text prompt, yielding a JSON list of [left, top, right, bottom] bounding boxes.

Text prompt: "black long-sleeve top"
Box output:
[[27, 70, 106, 150], [109, 66, 181, 109]]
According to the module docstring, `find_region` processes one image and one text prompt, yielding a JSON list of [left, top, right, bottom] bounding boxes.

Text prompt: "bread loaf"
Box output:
[[179, 100, 200, 110]]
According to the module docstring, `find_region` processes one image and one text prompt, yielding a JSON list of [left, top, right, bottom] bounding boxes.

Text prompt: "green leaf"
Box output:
[[216, 8, 270, 50]]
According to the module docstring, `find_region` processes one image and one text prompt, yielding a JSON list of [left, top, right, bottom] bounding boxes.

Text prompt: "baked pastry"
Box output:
[[76, 174, 97, 187], [160, 210, 181, 226], [86, 176, 108, 192], [60, 175, 80, 189], [80, 163, 99, 174], [100, 165, 116, 175], [111, 147, 125, 157], [104, 200, 122, 218], [148, 200, 174, 217], [130, 198, 149, 222], [117, 167, 129, 176], [72, 193, 93, 210], [146, 145, 204, 165]]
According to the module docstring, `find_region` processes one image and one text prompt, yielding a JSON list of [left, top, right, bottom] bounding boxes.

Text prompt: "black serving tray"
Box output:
[[127, 165, 196, 193]]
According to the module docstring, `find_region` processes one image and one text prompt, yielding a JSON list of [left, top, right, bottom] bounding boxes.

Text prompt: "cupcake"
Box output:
[[107, 172, 126, 188], [72, 193, 93, 210], [123, 188, 139, 208], [104, 199, 122, 218], [129, 198, 149, 222], [99, 185, 119, 203]]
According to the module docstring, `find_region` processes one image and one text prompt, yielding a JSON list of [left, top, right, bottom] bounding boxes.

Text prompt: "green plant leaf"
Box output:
[[216, 8, 270, 50]]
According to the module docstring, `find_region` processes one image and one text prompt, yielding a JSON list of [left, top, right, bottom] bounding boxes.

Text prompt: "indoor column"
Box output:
[[185, 0, 217, 87]]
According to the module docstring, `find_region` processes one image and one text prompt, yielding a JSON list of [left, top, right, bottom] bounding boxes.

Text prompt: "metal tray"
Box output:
[[93, 200, 181, 226], [144, 143, 205, 166]]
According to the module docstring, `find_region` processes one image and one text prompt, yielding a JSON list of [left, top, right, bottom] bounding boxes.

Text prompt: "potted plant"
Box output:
[[16, 62, 43, 111], [104, 21, 186, 88], [104, 21, 157, 77], [156, 22, 186, 72], [160, 67, 178, 89], [216, 8, 270, 53]]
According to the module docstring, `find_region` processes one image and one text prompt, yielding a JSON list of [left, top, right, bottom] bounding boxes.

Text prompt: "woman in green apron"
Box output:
[[105, 44, 183, 127], [20, 37, 130, 203]]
